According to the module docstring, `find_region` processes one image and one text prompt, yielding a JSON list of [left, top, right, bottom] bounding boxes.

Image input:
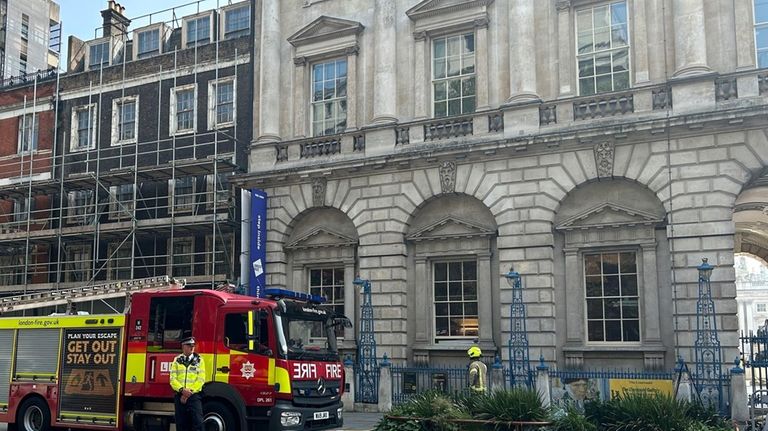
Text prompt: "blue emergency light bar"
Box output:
[[264, 288, 327, 304]]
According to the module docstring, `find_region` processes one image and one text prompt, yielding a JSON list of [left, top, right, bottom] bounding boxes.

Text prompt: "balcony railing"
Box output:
[[254, 70, 768, 168]]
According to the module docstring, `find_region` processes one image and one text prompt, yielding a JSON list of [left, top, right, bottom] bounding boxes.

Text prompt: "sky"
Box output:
[[57, 0, 223, 67]]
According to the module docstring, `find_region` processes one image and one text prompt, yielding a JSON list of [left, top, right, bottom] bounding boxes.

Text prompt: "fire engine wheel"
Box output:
[[17, 398, 51, 431], [203, 400, 237, 431]]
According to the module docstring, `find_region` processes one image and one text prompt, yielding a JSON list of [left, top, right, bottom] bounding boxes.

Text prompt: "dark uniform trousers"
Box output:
[[174, 393, 203, 431]]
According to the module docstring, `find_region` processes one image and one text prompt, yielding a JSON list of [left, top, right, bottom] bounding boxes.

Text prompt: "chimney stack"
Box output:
[[101, 0, 130, 37]]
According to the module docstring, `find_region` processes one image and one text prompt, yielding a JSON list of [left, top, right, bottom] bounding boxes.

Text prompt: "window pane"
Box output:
[[463, 96, 476, 114], [462, 54, 475, 74], [578, 31, 594, 55], [587, 299, 603, 319], [447, 99, 461, 116], [463, 262, 476, 280], [620, 275, 637, 296], [584, 254, 601, 275], [433, 38, 446, 59], [580, 78, 596, 95], [436, 318, 449, 336], [448, 79, 461, 98], [434, 82, 447, 102], [434, 59, 446, 79], [577, 10, 592, 32], [603, 275, 620, 296], [620, 252, 637, 273], [578, 57, 595, 78], [464, 281, 477, 301], [595, 53, 611, 75], [449, 302, 462, 315], [758, 0, 768, 24], [464, 302, 477, 316], [435, 303, 448, 317], [462, 77, 476, 97], [612, 49, 629, 72], [612, 25, 628, 47], [435, 262, 447, 281], [605, 298, 621, 318], [622, 298, 639, 318], [593, 5, 609, 28], [614, 72, 630, 90], [602, 253, 619, 274], [449, 282, 462, 301], [585, 276, 602, 297], [447, 58, 461, 77], [447, 36, 460, 56], [588, 321, 604, 341], [611, 2, 628, 25], [605, 320, 622, 341], [623, 320, 640, 341], [462, 34, 474, 53], [448, 262, 462, 280], [434, 101, 447, 117], [435, 282, 447, 301]]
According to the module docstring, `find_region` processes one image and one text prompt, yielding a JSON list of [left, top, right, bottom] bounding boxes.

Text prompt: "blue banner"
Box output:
[[249, 189, 268, 297]]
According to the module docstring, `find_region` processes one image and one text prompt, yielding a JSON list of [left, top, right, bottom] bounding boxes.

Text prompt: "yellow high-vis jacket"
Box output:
[[170, 353, 206, 394], [468, 360, 488, 394]]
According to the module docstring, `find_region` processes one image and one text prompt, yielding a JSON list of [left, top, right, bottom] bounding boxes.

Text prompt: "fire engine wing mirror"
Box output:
[[333, 315, 353, 329]]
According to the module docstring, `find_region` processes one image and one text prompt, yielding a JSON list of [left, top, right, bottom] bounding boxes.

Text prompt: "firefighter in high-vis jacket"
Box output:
[[467, 345, 487, 395], [170, 337, 206, 431]]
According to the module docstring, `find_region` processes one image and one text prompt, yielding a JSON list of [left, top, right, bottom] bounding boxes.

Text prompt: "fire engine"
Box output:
[[0, 276, 348, 431]]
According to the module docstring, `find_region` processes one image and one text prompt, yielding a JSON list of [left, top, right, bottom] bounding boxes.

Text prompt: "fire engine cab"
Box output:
[[0, 277, 348, 431]]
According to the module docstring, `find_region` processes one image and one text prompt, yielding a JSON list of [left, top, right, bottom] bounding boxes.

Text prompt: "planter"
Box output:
[[384, 415, 552, 431]]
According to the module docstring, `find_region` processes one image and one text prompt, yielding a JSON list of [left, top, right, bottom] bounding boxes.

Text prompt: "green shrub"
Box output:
[[471, 388, 548, 423], [548, 405, 597, 431], [375, 391, 469, 431]]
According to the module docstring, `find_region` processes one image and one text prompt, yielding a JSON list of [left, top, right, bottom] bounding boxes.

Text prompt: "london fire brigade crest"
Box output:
[[241, 361, 256, 380]]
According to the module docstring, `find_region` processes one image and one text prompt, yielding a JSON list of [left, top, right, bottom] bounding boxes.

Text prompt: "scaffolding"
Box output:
[[0, 0, 251, 314]]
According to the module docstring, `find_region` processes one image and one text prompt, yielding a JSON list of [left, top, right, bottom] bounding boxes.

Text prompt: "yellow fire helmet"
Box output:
[[467, 345, 482, 358]]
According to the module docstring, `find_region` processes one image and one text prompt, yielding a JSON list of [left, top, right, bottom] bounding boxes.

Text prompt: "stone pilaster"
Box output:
[[507, 0, 539, 103], [258, 0, 281, 143], [373, 0, 397, 124], [475, 18, 491, 110], [632, 0, 650, 84], [292, 57, 306, 138], [672, 0, 711, 77], [413, 31, 428, 119], [735, 0, 756, 70], [556, 1, 573, 96]]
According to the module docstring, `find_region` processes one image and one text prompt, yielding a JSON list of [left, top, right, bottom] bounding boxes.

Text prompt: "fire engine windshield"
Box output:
[[275, 301, 340, 362]]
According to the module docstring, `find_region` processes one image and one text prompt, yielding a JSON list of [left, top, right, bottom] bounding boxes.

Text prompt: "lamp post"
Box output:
[[353, 276, 378, 403], [504, 267, 532, 388], [693, 258, 723, 410]]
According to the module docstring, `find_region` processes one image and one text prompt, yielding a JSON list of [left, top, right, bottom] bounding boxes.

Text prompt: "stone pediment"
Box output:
[[407, 216, 495, 241], [406, 0, 494, 21], [288, 16, 364, 47], [286, 227, 358, 249], [556, 203, 664, 231]]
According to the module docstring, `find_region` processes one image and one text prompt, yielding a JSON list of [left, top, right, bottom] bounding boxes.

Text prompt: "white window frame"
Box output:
[[168, 237, 195, 278], [13, 197, 34, 223], [431, 32, 477, 118], [17, 113, 38, 154], [208, 77, 236, 129], [575, 1, 631, 96], [220, 3, 250, 40], [67, 190, 95, 226], [87, 39, 111, 70], [109, 184, 135, 221], [111, 95, 138, 145], [70, 104, 97, 152], [65, 244, 92, 283], [759, 303, 768, 313], [107, 242, 133, 281], [183, 12, 214, 48], [206, 172, 231, 209], [310, 58, 348, 137], [583, 250, 641, 344], [307, 266, 345, 340], [755, 0, 768, 68], [168, 177, 197, 214], [133, 24, 165, 60], [205, 234, 233, 276], [432, 259, 479, 340], [169, 84, 198, 135]]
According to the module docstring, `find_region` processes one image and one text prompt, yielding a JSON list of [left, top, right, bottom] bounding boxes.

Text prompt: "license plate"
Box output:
[[313, 411, 330, 420]]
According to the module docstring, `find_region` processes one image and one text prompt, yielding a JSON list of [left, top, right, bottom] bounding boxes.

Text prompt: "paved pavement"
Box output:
[[0, 412, 383, 431], [334, 412, 383, 430]]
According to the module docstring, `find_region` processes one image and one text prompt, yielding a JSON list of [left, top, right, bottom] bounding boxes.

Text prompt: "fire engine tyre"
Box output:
[[17, 397, 51, 431], [203, 400, 238, 431]]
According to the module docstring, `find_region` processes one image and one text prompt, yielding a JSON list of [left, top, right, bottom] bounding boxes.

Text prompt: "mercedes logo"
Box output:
[[317, 377, 326, 395]]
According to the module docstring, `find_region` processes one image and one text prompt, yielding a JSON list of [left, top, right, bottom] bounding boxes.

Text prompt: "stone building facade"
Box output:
[[240, 0, 768, 369]]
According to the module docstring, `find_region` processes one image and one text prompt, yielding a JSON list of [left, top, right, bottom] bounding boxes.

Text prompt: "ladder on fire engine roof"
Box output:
[[0, 276, 185, 315]]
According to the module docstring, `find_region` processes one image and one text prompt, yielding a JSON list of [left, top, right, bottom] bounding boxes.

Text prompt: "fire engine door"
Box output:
[[215, 309, 275, 405]]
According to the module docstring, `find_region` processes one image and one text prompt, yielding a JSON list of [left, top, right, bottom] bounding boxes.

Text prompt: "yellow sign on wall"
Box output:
[[609, 379, 673, 399]]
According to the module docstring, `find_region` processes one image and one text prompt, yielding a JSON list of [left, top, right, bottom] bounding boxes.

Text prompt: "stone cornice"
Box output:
[[406, 0, 495, 21]]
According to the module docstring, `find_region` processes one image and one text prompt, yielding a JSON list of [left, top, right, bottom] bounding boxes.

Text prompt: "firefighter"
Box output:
[[170, 337, 206, 431], [467, 345, 487, 395]]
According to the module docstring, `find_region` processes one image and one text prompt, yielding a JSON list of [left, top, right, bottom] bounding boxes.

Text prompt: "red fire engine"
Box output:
[[0, 276, 348, 431]]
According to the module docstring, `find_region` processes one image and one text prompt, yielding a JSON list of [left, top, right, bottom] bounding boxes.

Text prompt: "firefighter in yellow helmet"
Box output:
[[170, 337, 206, 431], [467, 345, 487, 395]]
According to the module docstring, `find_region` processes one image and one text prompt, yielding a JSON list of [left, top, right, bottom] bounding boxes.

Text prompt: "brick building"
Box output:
[[237, 0, 768, 370], [0, 72, 57, 287], [0, 0, 253, 312]]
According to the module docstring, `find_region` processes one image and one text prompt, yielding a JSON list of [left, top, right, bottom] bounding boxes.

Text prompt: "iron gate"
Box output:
[[741, 329, 768, 425]]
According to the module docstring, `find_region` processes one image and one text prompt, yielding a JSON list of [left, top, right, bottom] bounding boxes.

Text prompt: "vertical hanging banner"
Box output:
[[250, 189, 268, 297]]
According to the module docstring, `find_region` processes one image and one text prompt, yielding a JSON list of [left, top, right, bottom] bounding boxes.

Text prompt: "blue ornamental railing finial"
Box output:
[[504, 267, 533, 388]]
